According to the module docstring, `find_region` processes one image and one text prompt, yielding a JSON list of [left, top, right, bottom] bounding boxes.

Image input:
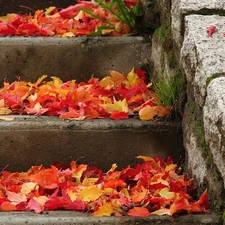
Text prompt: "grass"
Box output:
[[154, 69, 184, 107]]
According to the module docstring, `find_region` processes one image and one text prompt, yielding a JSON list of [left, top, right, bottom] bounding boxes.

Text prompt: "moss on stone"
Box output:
[[193, 8, 225, 16], [154, 23, 171, 43], [191, 104, 223, 183], [206, 73, 225, 87], [167, 49, 177, 69]]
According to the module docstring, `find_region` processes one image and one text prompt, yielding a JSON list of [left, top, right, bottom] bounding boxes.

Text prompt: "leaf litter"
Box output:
[[0, 155, 209, 216], [0, 68, 172, 121]]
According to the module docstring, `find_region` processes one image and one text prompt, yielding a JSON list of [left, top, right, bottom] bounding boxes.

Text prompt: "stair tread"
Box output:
[[0, 211, 221, 225], [0, 115, 181, 130]]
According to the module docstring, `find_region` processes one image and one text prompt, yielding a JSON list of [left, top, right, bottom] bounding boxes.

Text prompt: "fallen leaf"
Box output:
[[139, 105, 157, 120], [80, 187, 102, 202], [92, 201, 114, 216], [0, 116, 14, 121], [127, 207, 150, 217]]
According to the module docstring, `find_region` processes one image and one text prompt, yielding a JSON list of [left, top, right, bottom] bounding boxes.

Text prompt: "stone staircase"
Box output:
[[0, 0, 223, 224]]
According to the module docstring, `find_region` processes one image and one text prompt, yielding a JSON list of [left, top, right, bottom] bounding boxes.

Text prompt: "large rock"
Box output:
[[171, 0, 225, 49], [204, 77, 225, 187], [180, 15, 225, 107], [183, 107, 224, 205], [180, 14, 225, 205]]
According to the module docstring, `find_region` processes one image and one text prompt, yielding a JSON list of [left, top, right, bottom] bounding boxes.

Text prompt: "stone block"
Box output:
[[180, 15, 225, 107], [171, 0, 225, 49], [204, 77, 225, 187]]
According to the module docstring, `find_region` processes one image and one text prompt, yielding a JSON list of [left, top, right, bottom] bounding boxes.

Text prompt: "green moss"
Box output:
[[194, 8, 225, 16], [191, 106, 223, 181], [154, 23, 171, 43], [206, 73, 225, 87], [167, 49, 176, 69]]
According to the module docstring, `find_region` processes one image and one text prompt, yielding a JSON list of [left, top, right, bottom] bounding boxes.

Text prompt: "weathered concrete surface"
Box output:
[[204, 77, 225, 187], [0, 116, 183, 172], [0, 211, 221, 225], [0, 36, 151, 83], [0, 0, 74, 15], [181, 15, 225, 107], [171, 0, 225, 49]]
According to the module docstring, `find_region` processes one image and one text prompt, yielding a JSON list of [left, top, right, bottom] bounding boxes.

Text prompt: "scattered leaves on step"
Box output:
[[0, 68, 171, 121], [0, 156, 209, 216], [0, 0, 145, 37]]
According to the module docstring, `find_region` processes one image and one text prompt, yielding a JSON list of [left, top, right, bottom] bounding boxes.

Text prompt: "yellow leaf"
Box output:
[[35, 75, 47, 87], [50, 76, 63, 89], [33, 196, 49, 205], [136, 155, 160, 169], [45, 6, 56, 15], [92, 201, 114, 216], [80, 187, 102, 202], [165, 163, 177, 172], [0, 16, 7, 22], [100, 70, 125, 87], [0, 116, 14, 121], [67, 189, 78, 202], [82, 177, 99, 186], [72, 164, 87, 183], [159, 188, 175, 199], [103, 97, 128, 114], [151, 208, 170, 215], [20, 182, 38, 195], [139, 105, 157, 120], [107, 163, 117, 173], [126, 68, 139, 87]]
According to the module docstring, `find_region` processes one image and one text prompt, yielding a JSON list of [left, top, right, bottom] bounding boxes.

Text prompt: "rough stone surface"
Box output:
[[0, 211, 221, 225], [203, 77, 225, 187], [171, 0, 225, 49], [180, 15, 225, 107], [0, 116, 183, 172], [0, 36, 151, 83], [183, 106, 225, 206], [182, 108, 207, 184]]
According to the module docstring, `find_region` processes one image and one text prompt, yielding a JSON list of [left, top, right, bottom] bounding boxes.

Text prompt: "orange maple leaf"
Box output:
[[139, 105, 157, 120], [127, 207, 150, 217], [28, 166, 59, 189]]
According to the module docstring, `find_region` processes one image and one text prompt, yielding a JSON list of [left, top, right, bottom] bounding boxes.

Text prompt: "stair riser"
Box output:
[[0, 37, 151, 83], [0, 117, 183, 172]]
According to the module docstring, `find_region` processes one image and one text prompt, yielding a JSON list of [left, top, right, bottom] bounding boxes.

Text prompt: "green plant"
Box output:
[[154, 69, 184, 107], [81, 0, 154, 32], [154, 23, 171, 43]]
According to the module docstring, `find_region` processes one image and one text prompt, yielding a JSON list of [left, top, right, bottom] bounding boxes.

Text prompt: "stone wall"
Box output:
[[151, 0, 225, 211]]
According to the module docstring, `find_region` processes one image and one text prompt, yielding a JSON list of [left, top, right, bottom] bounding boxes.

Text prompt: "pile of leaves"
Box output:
[[0, 0, 150, 37], [0, 155, 209, 216], [0, 68, 171, 121]]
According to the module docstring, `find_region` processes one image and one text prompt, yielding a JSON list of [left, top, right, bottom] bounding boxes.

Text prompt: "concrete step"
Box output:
[[0, 115, 183, 172], [0, 211, 221, 225], [0, 36, 151, 84]]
